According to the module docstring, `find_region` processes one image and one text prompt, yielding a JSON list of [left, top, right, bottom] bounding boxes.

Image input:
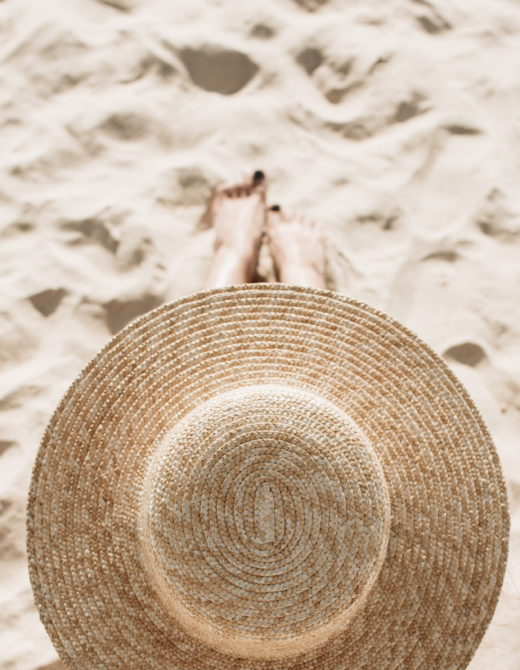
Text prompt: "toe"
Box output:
[[214, 182, 228, 196], [235, 171, 254, 194], [239, 182, 252, 197], [217, 179, 237, 198], [215, 171, 266, 200], [250, 170, 267, 197], [283, 208, 296, 223], [253, 170, 265, 185], [267, 207, 283, 227], [229, 182, 243, 198]]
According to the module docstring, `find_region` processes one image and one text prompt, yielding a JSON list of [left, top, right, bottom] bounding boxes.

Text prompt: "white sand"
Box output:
[[1, 0, 519, 667]]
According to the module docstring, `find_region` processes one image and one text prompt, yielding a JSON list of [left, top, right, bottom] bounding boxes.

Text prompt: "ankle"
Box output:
[[279, 263, 326, 290]]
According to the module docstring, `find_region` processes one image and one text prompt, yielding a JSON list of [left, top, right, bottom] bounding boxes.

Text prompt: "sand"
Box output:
[[0, 0, 519, 668]]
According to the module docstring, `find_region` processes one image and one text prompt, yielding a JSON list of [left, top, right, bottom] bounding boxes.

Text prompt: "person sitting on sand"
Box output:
[[204, 170, 327, 291]]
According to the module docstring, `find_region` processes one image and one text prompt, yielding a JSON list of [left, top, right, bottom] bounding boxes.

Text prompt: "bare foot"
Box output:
[[266, 206, 326, 289], [204, 171, 267, 289]]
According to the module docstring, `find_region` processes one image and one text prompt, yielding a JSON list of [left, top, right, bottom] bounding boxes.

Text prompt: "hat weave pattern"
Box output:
[[27, 284, 509, 670], [140, 385, 390, 658]]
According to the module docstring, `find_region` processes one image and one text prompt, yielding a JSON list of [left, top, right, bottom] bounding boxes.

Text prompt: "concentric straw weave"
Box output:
[[27, 284, 509, 670]]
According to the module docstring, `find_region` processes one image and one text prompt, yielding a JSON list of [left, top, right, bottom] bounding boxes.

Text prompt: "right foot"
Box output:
[[204, 171, 267, 288], [266, 206, 327, 289]]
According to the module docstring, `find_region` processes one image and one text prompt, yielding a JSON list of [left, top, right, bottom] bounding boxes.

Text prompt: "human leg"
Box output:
[[266, 205, 326, 290], [203, 171, 266, 289]]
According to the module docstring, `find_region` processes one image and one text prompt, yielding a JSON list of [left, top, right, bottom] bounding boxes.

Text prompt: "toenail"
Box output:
[[270, 204, 281, 211], [253, 170, 265, 183]]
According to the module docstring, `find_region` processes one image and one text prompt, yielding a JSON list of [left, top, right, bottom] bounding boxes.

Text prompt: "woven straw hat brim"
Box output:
[[27, 284, 509, 670]]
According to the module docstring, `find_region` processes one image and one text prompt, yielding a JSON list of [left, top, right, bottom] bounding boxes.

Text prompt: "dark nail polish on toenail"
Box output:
[[253, 170, 265, 183], [271, 204, 280, 211]]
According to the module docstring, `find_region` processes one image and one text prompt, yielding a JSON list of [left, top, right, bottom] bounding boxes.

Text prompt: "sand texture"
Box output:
[[0, 0, 519, 668]]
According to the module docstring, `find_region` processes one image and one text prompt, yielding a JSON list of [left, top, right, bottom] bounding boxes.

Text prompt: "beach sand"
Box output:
[[0, 0, 519, 668]]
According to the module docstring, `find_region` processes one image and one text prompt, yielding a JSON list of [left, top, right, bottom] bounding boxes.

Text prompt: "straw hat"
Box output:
[[27, 284, 509, 670]]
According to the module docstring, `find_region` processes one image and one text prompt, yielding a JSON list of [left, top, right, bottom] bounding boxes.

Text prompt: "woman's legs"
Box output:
[[204, 174, 326, 290]]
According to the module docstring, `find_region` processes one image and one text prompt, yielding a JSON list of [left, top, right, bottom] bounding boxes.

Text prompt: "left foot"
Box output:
[[204, 171, 267, 288], [266, 205, 326, 289]]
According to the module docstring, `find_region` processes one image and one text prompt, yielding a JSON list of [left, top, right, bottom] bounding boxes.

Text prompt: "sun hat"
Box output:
[[27, 284, 509, 670]]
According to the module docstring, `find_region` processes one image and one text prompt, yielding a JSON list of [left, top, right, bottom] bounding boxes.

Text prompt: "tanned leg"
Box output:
[[204, 171, 266, 289], [266, 205, 326, 289]]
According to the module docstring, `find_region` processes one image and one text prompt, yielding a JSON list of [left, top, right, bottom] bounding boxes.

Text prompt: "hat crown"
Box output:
[[140, 385, 391, 659]]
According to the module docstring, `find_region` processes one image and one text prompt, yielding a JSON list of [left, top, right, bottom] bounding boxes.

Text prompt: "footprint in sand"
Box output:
[[412, 2, 451, 35], [96, 0, 140, 11], [102, 294, 163, 335], [476, 188, 520, 241], [0, 441, 24, 493], [156, 166, 214, 208], [292, 0, 330, 12], [100, 111, 151, 142], [250, 24, 276, 39], [60, 215, 120, 253], [179, 47, 259, 96], [296, 47, 324, 76], [29, 288, 67, 317], [443, 342, 487, 368]]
